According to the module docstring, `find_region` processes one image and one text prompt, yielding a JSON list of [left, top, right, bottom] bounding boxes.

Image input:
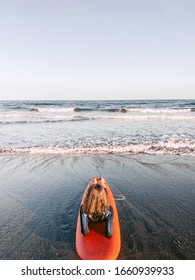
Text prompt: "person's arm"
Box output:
[[80, 206, 89, 236], [105, 206, 114, 238]]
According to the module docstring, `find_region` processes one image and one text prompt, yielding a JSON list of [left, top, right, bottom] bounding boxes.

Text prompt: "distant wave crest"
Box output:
[[0, 115, 92, 125]]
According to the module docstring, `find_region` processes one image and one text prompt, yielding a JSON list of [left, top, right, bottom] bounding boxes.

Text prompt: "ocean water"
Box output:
[[0, 99, 194, 156]]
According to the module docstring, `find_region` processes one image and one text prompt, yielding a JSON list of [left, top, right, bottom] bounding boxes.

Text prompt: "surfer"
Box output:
[[80, 178, 114, 238]]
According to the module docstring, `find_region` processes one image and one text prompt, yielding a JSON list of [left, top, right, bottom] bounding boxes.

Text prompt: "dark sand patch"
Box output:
[[0, 154, 194, 259]]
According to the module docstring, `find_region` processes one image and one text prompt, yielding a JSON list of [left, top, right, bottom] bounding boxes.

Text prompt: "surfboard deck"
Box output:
[[76, 177, 121, 260]]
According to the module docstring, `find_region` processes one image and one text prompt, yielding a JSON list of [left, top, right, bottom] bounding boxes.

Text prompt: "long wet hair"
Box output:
[[82, 183, 109, 217]]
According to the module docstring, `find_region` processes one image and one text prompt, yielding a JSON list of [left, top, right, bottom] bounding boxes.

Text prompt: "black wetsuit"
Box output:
[[80, 206, 114, 238]]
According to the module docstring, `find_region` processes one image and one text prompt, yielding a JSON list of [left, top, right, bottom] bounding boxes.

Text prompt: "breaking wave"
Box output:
[[0, 140, 194, 156]]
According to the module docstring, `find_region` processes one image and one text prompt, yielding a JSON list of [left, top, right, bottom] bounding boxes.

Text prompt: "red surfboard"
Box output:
[[76, 177, 121, 260]]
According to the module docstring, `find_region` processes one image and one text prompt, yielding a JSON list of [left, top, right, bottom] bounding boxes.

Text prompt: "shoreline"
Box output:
[[0, 154, 195, 260]]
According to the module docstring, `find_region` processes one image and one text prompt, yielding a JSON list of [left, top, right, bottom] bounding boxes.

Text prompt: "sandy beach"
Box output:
[[0, 154, 195, 260]]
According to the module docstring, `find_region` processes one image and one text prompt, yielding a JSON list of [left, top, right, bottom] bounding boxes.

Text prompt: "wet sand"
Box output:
[[0, 154, 195, 260]]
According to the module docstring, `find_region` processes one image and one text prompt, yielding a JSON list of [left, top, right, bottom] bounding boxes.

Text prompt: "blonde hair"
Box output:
[[82, 183, 109, 216]]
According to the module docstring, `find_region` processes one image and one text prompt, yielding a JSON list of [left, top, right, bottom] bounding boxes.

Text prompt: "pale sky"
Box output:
[[0, 0, 195, 100]]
